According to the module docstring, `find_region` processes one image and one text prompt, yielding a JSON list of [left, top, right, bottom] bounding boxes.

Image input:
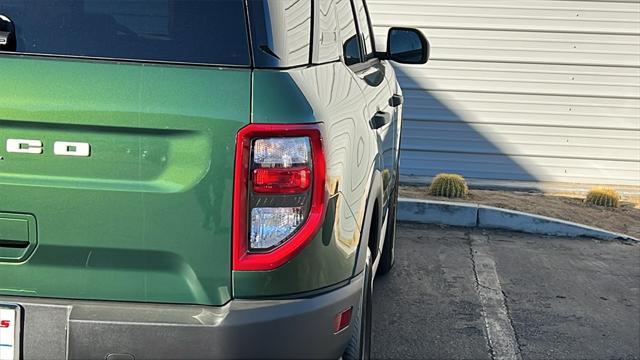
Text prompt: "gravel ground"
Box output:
[[399, 186, 640, 239]]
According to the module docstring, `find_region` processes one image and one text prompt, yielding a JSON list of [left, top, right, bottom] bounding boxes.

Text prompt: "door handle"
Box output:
[[389, 94, 403, 108], [0, 213, 37, 262], [0, 239, 29, 248], [370, 111, 391, 129]]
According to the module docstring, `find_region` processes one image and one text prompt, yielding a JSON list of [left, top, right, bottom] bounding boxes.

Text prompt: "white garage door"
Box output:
[[368, 0, 640, 188]]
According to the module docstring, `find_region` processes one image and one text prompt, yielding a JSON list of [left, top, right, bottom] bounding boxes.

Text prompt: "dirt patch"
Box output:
[[400, 186, 640, 239]]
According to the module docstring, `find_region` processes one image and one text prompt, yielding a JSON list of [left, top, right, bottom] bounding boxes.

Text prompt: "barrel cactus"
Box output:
[[585, 187, 620, 208], [428, 173, 469, 198]]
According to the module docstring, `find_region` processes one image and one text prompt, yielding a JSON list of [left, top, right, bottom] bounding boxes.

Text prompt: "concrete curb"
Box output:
[[398, 198, 639, 242]]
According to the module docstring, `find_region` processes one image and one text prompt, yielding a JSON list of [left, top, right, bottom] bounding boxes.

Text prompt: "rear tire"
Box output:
[[342, 251, 373, 360], [377, 183, 398, 276]]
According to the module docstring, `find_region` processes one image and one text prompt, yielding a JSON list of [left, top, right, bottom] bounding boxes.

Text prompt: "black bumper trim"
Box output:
[[0, 272, 364, 359]]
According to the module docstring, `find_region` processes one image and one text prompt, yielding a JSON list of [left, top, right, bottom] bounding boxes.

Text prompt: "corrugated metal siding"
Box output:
[[367, 0, 640, 187]]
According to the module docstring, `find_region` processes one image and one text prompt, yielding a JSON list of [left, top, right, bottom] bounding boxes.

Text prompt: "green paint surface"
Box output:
[[0, 56, 250, 305]]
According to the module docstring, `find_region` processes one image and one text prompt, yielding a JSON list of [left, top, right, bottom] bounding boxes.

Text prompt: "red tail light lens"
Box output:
[[252, 167, 311, 194], [233, 124, 326, 271]]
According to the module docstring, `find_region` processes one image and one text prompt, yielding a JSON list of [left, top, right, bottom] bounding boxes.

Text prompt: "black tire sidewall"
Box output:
[[343, 253, 373, 360], [361, 256, 373, 359], [378, 183, 399, 275]]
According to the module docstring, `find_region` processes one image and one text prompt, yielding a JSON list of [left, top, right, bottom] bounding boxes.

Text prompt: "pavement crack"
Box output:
[[501, 289, 524, 358], [469, 231, 522, 360], [478, 283, 500, 292], [468, 233, 497, 360]]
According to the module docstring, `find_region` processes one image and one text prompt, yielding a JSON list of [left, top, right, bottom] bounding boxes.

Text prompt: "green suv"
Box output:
[[0, 0, 428, 358]]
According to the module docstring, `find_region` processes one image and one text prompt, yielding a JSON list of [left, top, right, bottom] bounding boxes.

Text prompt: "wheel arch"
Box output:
[[352, 168, 384, 277]]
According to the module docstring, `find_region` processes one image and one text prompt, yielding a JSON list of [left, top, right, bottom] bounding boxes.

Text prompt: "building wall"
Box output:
[[367, 0, 640, 187]]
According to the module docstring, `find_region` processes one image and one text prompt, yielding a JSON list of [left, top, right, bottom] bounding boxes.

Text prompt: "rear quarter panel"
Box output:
[[234, 62, 377, 297]]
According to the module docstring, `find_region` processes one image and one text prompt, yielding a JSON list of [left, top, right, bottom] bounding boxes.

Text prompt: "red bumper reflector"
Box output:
[[334, 306, 353, 333], [252, 166, 311, 194]]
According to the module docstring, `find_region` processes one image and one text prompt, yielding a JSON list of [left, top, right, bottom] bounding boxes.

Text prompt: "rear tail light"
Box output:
[[233, 124, 326, 271]]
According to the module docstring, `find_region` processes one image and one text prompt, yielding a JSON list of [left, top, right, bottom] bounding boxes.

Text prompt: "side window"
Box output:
[[313, 0, 341, 63], [248, 0, 312, 68], [335, 0, 361, 66], [353, 0, 375, 60]]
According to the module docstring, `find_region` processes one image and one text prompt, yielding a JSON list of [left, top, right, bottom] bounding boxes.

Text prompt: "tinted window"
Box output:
[[353, 0, 374, 59], [0, 0, 250, 66], [248, 0, 311, 68], [335, 0, 361, 66]]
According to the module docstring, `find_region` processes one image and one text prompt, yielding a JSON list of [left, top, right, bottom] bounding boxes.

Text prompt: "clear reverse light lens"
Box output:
[[253, 137, 310, 168], [250, 207, 305, 250]]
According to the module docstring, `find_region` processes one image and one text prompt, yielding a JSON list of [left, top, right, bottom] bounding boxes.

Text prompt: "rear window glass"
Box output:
[[0, 0, 250, 66]]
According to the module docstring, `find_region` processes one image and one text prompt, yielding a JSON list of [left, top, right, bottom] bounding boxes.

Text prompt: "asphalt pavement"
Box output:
[[372, 223, 640, 360]]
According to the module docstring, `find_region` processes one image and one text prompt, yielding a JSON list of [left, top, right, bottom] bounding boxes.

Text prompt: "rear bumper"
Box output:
[[0, 272, 363, 360]]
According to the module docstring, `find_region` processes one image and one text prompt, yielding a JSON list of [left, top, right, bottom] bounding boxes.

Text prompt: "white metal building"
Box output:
[[367, 0, 640, 189]]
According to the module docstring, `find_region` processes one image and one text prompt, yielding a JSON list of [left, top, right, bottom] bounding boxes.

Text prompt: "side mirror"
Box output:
[[386, 27, 429, 64], [0, 14, 16, 52]]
